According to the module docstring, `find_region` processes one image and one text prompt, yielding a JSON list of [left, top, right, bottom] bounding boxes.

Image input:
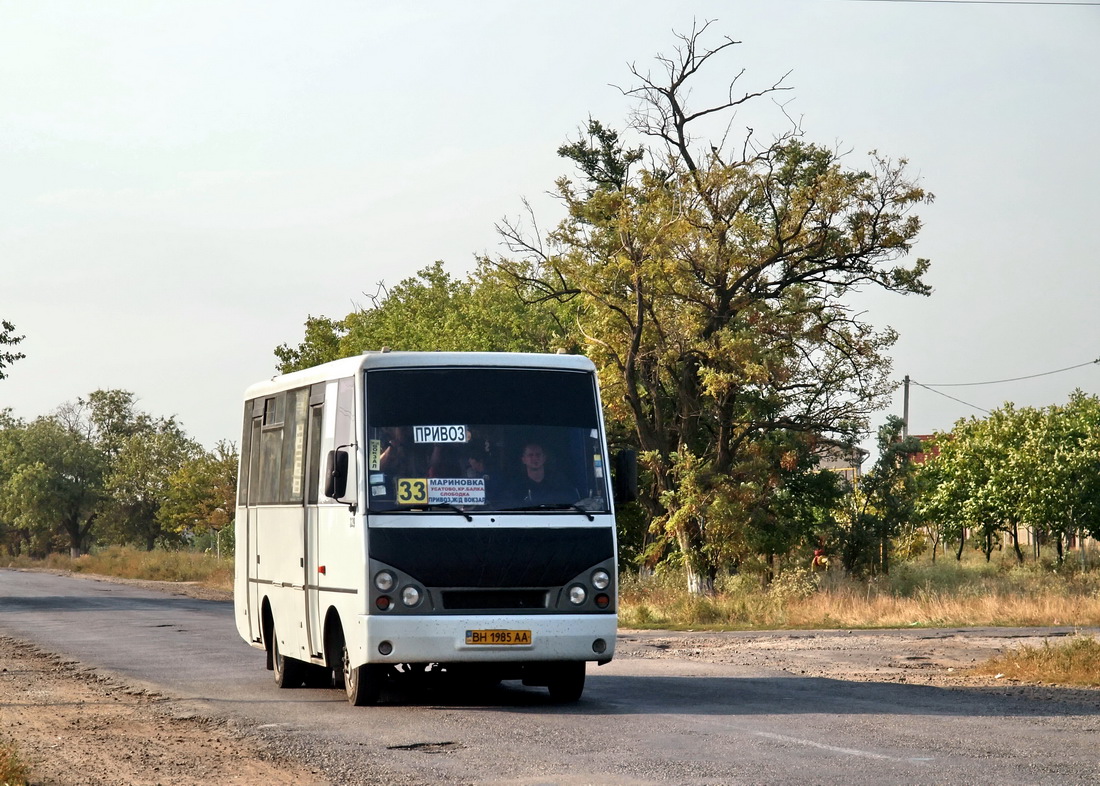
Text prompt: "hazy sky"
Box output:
[[3, 1, 1098, 455]]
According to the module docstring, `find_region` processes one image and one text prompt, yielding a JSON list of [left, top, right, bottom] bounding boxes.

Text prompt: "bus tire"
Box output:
[[273, 627, 304, 688], [324, 618, 345, 690], [546, 661, 585, 703], [343, 642, 381, 706]]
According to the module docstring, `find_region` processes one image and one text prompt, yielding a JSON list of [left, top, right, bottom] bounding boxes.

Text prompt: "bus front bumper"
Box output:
[[357, 613, 617, 665]]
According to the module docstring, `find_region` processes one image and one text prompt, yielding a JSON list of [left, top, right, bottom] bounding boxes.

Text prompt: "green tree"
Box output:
[[0, 320, 25, 380], [275, 261, 577, 373], [494, 26, 931, 593], [983, 405, 1044, 563], [914, 438, 965, 563], [917, 397, 1100, 566], [159, 440, 238, 557], [0, 415, 105, 557], [845, 417, 922, 575], [0, 410, 28, 554], [756, 439, 848, 577], [99, 418, 202, 551], [933, 416, 1006, 562], [274, 315, 345, 373], [1023, 392, 1100, 563]]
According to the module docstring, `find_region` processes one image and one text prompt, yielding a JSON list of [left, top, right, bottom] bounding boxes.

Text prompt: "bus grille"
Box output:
[[441, 590, 549, 610]]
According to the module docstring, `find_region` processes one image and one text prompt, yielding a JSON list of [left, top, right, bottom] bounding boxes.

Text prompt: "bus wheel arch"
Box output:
[[322, 608, 345, 688], [325, 612, 381, 706], [261, 598, 274, 671]]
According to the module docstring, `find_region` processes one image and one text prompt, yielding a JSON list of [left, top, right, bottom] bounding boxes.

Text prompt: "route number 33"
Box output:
[[396, 478, 428, 505]]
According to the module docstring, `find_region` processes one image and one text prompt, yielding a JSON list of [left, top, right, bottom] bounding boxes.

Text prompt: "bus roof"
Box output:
[[243, 351, 597, 399]]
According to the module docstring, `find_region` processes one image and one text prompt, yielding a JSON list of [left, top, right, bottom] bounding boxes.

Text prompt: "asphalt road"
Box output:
[[1, 569, 1097, 785]]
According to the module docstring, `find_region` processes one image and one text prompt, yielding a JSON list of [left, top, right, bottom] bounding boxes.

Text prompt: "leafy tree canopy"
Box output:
[[919, 392, 1100, 564], [492, 24, 931, 593], [275, 261, 578, 373], [0, 319, 25, 380], [158, 439, 238, 544]]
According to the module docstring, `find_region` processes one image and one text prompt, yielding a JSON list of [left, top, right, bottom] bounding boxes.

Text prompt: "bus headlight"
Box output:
[[401, 586, 421, 607], [568, 585, 587, 605], [591, 569, 610, 590], [375, 571, 395, 591]]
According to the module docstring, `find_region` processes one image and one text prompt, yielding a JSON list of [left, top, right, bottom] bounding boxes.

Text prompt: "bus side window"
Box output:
[[238, 400, 254, 507], [330, 377, 357, 506], [306, 403, 324, 505], [259, 394, 284, 504], [281, 387, 309, 504]]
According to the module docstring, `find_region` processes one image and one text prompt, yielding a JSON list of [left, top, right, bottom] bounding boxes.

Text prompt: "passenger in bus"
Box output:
[[465, 451, 490, 480], [378, 427, 416, 476], [427, 444, 462, 478], [512, 441, 576, 505]]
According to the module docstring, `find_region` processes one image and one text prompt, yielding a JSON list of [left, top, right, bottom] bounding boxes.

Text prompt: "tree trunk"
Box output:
[[64, 517, 82, 559], [983, 530, 994, 562], [685, 566, 716, 596], [677, 515, 717, 596], [1056, 532, 1064, 565], [955, 528, 966, 561], [1010, 523, 1024, 564]]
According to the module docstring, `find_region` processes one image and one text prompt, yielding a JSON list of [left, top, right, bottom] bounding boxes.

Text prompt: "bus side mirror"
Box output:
[[613, 449, 638, 504], [325, 448, 350, 500]]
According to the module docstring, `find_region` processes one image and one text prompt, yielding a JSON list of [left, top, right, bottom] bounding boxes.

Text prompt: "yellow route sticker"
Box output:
[[396, 478, 428, 505]]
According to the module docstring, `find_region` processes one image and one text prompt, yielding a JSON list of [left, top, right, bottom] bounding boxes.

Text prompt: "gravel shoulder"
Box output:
[[2, 571, 1098, 785], [0, 635, 329, 786]]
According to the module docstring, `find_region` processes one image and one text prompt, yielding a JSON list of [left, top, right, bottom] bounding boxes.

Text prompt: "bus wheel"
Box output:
[[273, 627, 304, 688], [343, 642, 381, 706], [546, 661, 585, 703]]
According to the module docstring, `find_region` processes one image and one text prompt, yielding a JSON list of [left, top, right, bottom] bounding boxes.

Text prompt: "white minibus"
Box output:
[[234, 351, 634, 704]]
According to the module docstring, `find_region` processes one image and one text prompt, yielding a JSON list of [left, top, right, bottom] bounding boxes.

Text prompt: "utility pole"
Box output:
[[902, 375, 910, 438]]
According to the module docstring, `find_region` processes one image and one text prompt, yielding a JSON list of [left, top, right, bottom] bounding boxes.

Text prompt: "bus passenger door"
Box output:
[[303, 390, 325, 658], [305, 377, 356, 660], [246, 414, 263, 642]]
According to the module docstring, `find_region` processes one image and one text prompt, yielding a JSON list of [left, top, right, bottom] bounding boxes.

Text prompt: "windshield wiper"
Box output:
[[368, 503, 473, 521], [499, 503, 595, 521], [414, 502, 474, 522]]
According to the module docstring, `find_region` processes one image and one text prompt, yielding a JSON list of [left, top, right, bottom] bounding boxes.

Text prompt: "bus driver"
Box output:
[[515, 442, 575, 505]]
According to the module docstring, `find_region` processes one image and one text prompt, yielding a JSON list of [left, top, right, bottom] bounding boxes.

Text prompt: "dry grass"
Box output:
[[4, 546, 233, 592], [620, 556, 1100, 630], [970, 635, 1100, 687], [0, 737, 30, 786]]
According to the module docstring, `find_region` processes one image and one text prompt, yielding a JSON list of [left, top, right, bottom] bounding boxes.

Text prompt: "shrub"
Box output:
[[0, 737, 29, 786]]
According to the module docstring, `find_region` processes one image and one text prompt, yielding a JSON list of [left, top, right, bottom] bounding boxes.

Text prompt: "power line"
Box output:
[[908, 380, 992, 416], [919, 358, 1100, 388], [847, 1, 1100, 6]]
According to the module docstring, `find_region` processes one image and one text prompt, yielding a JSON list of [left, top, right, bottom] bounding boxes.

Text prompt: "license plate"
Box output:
[[465, 629, 532, 646]]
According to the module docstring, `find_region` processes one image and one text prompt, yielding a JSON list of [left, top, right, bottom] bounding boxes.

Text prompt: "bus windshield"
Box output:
[[364, 367, 609, 514]]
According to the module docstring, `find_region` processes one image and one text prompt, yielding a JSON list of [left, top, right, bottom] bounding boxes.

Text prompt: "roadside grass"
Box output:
[[970, 635, 1100, 687], [3, 546, 232, 592], [619, 555, 1100, 630], [9, 546, 1099, 630], [0, 736, 30, 786]]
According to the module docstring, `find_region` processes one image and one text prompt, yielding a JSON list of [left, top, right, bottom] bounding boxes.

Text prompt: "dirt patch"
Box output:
[[0, 636, 328, 786]]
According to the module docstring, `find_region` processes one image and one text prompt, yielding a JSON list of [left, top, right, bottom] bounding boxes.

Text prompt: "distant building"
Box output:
[[908, 434, 940, 465], [814, 439, 868, 485]]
